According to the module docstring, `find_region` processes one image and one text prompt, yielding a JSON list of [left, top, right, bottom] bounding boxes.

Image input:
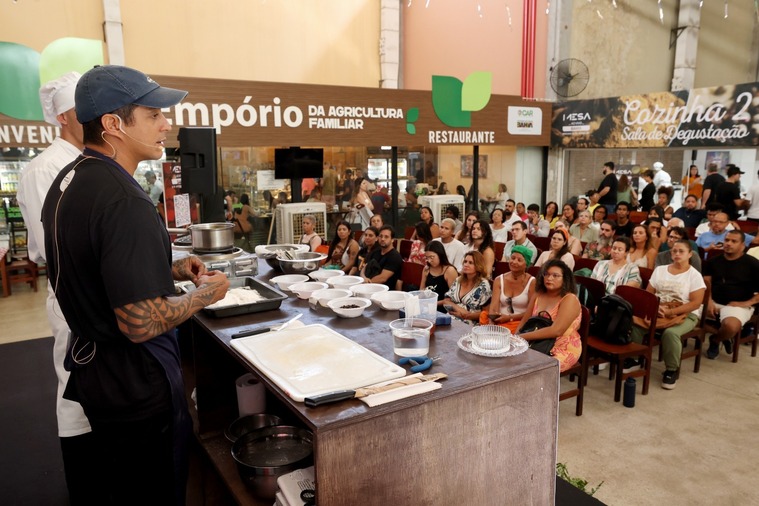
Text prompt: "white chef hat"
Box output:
[[39, 71, 81, 126], [653, 161, 664, 170]]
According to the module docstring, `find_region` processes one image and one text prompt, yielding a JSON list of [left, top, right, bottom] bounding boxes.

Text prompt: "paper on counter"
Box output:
[[359, 380, 442, 407]]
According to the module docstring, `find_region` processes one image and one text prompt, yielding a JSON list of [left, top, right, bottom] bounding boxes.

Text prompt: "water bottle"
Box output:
[[623, 377, 636, 408]]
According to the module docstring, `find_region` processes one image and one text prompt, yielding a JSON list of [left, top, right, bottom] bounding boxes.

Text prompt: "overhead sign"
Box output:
[[0, 74, 550, 148], [551, 81, 759, 149]]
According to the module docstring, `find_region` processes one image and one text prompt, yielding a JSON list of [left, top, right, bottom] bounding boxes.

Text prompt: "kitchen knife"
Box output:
[[303, 372, 447, 407], [230, 314, 303, 339]]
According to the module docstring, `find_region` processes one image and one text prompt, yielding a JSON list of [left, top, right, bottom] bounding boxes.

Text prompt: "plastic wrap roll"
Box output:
[[235, 373, 266, 416]]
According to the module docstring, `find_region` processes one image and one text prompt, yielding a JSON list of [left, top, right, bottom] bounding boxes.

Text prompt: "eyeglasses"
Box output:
[[544, 273, 563, 279]]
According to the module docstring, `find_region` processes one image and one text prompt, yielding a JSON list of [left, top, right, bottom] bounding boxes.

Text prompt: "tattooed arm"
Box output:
[[114, 271, 229, 343]]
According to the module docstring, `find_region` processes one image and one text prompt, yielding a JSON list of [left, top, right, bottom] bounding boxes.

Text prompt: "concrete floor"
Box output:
[[3, 282, 758, 505]]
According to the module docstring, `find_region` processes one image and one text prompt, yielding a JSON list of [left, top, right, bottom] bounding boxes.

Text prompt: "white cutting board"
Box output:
[[230, 324, 406, 402]]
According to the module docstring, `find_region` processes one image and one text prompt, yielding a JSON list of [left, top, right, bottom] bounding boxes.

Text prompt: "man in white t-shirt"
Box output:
[[432, 218, 467, 271]]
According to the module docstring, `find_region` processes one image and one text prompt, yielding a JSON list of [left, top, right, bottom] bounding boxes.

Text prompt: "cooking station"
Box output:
[[184, 262, 560, 505]]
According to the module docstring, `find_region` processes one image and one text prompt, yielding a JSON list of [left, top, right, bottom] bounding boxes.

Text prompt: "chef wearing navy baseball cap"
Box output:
[[41, 65, 229, 505]]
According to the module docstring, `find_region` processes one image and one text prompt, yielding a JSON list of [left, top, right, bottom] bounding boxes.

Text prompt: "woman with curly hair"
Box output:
[[468, 218, 496, 278]]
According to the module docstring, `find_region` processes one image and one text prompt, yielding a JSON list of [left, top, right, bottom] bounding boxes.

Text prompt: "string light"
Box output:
[[597, 9, 604, 19], [658, 0, 664, 24], [477, 2, 483, 18], [506, 5, 513, 29], [724, 0, 729, 19], [546, 0, 550, 15], [612, 0, 617, 8]]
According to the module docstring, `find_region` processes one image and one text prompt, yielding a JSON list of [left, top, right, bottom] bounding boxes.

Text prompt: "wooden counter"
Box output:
[[187, 266, 560, 505]]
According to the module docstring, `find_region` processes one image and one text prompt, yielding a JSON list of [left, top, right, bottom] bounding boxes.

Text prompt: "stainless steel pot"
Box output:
[[189, 223, 235, 253]]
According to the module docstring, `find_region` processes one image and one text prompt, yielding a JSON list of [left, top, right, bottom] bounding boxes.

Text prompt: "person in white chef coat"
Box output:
[[16, 71, 108, 503]]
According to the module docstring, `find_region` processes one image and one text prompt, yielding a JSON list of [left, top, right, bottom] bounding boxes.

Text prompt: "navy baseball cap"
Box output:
[[75, 65, 188, 123]]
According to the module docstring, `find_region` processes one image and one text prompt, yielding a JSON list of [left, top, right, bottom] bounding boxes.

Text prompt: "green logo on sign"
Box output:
[[431, 72, 492, 128], [0, 38, 103, 121]]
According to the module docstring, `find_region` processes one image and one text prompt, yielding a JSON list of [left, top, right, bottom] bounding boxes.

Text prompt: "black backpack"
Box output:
[[591, 294, 634, 345]]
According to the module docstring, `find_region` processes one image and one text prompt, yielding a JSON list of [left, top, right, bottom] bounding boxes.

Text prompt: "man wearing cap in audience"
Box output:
[[714, 165, 749, 220], [652, 161, 672, 190], [17, 71, 108, 504], [41, 65, 229, 505]]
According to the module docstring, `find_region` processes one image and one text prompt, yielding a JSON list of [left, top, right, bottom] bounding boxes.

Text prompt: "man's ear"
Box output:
[[101, 114, 121, 136]]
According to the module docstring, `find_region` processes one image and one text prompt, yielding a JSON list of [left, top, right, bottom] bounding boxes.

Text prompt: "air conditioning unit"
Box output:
[[274, 202, 327, 244], [416, 195, 466, 224]]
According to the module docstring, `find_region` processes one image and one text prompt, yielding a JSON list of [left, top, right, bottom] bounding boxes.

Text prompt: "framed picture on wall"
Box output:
[[460, 155, 488, 178], [705, 151, 729, 171]]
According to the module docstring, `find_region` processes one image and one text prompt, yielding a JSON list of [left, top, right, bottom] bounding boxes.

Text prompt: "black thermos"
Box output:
[[623, 377, 636, 408]]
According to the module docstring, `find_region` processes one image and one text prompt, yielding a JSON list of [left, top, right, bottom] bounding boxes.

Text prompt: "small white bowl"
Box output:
[[309, 269, 345, 282], [288, 281, 329, 300], [270, 274, 309, 291], [371, 291, 411, 310], [350, 283, 389, 298], [327, 275, 365, 289], [309, 288, 353, 308], [327, 297, 372, 318]]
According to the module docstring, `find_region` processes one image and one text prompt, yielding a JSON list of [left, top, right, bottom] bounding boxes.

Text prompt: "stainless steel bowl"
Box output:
[[231, 425, 314, 499], [189, 222, 235, 253], [277, 251, 327, 275], [255, 244, 310, 271], [224, 413, 283, 443]]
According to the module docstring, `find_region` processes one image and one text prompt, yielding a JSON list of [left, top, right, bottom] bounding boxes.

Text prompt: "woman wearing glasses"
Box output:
[[517, 260, 582, 372], [591, 237, 642, 295], [486, 245, 536, 332]]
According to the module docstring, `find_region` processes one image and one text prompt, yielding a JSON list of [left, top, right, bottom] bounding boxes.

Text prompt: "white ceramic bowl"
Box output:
[[350, 283, 389, 298], [309, 288, 353, 308], [327, 297, 372, 318], [270, 274, 309, 291], [309, 269, 345, 282], [327, 275, 365, 289], [288, 281, 329, 300], [371, 291, 411, 310]]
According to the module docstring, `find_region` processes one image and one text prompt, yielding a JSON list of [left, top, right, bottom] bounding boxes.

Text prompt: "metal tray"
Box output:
[[181, 276, 287, 318]]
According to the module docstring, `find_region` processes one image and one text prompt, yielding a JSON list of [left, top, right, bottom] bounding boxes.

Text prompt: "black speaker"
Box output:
[[178, 127, 218, 195]]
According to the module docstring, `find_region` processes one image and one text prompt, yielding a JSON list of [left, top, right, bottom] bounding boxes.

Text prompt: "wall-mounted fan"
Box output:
[[549, 58, 590, 97]]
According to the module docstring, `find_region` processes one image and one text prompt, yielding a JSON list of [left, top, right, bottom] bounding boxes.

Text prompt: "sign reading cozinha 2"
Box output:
[[551, 81, 759, 149]]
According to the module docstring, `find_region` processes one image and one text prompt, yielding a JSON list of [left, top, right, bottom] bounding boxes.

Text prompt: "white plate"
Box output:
[[457, 333, 528, 358]]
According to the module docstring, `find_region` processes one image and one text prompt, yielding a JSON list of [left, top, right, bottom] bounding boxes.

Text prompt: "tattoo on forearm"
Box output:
[[115, 284, 219, 341]]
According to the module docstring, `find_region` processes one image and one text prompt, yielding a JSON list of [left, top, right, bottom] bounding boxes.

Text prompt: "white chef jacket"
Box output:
[[653, 169, 672, 190], [17, 137, 91, 437]]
